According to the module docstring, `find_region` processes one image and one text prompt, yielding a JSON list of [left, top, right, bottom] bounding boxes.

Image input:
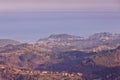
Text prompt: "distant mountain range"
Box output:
[[0, 39, 20, 47], [37, 32, 120, 52], [0, 32, 120, 80]]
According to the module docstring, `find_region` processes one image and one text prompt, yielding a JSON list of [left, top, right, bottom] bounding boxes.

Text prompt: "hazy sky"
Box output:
[[0, 0, 119, 12], [0, 0, 120, 42]]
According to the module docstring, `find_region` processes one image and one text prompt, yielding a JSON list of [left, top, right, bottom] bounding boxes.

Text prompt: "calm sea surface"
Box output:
[[0, 12, 119, 42]]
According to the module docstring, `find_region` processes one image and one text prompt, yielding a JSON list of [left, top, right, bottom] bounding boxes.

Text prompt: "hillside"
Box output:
[[0, 32, 120, 80], [0, 63, 85, 80], [85, 46, 120, 80]]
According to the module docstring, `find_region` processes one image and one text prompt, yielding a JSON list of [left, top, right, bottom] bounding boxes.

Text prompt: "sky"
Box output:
[[0, 0, 120, 42], [0, 0, 119, 12]]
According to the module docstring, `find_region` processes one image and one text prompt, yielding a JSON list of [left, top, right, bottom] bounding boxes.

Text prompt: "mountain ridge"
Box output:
[[0, 39, 21, 47], [37, 32, 120, 52]]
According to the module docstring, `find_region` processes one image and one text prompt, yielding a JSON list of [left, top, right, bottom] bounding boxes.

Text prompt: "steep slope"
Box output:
[[82, 46, 120, 80], [91, 46, 120, 67]]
